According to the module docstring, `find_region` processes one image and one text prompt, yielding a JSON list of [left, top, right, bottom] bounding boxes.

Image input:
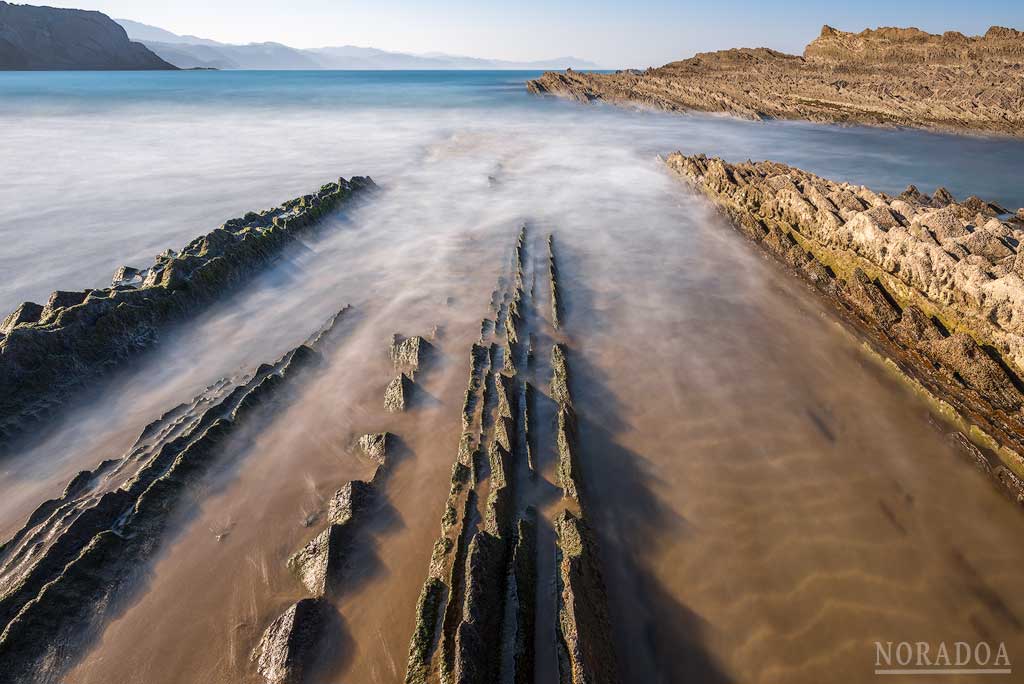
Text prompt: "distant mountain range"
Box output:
[[0, 3, 174, 70], [116, 19, 600, 70]]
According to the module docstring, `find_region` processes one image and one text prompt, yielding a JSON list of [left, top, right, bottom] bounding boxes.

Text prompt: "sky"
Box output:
[[38, 0, 1024, 68]]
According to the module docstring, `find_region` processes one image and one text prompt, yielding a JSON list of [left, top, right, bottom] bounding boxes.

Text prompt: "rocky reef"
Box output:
[[402, 225, 618, 684], [527, 25, 1024, 136], [0, 215, 627, 682], [668, 151, 1024, 499], [0, 308, 352, 683], [0, 175, 375, 447]]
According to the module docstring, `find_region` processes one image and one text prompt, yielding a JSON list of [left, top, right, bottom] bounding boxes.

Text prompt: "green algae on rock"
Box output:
[[0, 175, 376, 447], [669, 152, 1024, 500], [0, 308, 352, 683]]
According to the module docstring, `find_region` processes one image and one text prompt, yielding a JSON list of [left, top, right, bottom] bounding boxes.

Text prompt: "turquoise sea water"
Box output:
[[1, 69, 1023, 312]]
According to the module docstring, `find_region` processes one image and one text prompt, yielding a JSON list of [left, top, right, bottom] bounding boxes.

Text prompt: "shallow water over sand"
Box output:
[[3, 71, 1024, 683]]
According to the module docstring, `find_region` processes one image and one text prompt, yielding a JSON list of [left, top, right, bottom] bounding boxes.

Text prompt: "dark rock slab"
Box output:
[[845, 268, 900, 328], [287, 523, 354, 597], [0, 302, 42, 334], [453, 531, 507, 684], [925, 333, 1022, 411], [404, 577, 445, 684], [511, 510, 537, 684], [391, 334, 429, 374]]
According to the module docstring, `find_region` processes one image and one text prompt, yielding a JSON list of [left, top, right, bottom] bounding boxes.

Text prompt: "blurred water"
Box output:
[[3, 70, 1024, 684], [1, 70, 1022, 315]]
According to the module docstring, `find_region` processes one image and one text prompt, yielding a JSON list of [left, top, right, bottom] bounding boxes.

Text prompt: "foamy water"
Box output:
[[2, 70, 1024, 684]]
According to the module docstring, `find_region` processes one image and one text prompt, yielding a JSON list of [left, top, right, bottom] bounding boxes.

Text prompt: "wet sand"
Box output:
[[43, 152, 1024, 683], [3, 78, 1024, 683]]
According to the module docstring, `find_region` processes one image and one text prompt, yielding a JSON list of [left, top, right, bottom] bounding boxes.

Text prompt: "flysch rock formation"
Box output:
[[251, 598, 328, 684], [402, 225, 618, 684], [253, 329, 403, 684], [383, 334, 433, 413], [358, 432, 390, 467], [285, 476, 379, 599], [668, 152, 1024, 501], [391, 334, 430, 377], [0, 307, 352, 684], [527, 25, 1024, 137], [0, 175, 375, 447], [263, 477, 379, 681], [385, 373, 413, 412]]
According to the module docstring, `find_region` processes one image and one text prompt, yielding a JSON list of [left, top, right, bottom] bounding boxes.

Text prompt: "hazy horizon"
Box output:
[[29, 0, 1024, 69]]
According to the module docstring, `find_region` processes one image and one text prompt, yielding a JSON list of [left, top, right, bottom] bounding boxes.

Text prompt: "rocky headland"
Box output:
[[668, 152, 1024, 499], [527, 25, 1024, 136], [0, 175, 375, 447], [0, 2, 176, 70]]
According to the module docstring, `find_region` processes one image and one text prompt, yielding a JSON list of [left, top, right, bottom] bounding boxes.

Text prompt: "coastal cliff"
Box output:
[[0, 1, 176, 70], [527, 25, 1024, 136]]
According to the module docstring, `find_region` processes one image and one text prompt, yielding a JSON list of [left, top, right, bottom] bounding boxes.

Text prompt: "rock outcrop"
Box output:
[[0, 309, 350, 683], [0, 2, 176, 70], [287, 523, 356, 597], [668, 152, 1024, 499], [402, 227, 618, 684], [357, 433, 390, 466], [251, 598, 327, 684], [527, 25, 1024, 136], [385, 374, 412, 412], [0, 175, 375, 446], [390, 334, 428, 375], [328, 479, 376, 525], [555, 510, 619, 684]]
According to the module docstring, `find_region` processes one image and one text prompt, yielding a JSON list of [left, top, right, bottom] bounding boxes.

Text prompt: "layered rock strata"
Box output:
[[402, 226, 618, 684], [251, 598, 328, 684], [0, 308, 352, 683], [0, 175, 376, 446], [527, 25, 1024, 137], [669, 152, 1024, 499], [385, 374, 413, 412], [252, 333, 408, 683]]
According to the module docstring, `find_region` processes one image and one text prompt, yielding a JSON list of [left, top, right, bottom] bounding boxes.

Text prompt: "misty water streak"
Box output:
[[1, 70, 1024, 684]]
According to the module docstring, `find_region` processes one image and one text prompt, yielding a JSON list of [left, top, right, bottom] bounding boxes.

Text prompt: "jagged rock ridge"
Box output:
[[402, 225, 618, 684], [0, 308, 350, 682], [0, 175, 375, 446], [668, 151, 1024, 500]]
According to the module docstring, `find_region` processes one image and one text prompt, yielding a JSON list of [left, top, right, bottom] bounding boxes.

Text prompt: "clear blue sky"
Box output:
[[41, 0, 1024, 67]]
